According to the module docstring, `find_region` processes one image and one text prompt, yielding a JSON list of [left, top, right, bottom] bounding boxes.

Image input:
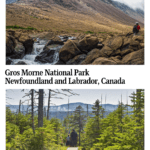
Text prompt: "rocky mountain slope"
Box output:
[[6, 0, 144, 34]]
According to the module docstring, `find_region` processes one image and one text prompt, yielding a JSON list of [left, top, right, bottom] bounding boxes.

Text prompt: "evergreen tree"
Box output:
[[69, 105, 86, 146]]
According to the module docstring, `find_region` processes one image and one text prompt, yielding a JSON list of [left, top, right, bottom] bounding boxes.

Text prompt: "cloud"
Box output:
[[113, 0, 144, 10]]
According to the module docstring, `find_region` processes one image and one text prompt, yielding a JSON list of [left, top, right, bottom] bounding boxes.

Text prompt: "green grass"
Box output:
[[98, 32, 107, 33], [30, 16, 38, 19], [85, 31, 94, 34], [6, 25, 37, 30]]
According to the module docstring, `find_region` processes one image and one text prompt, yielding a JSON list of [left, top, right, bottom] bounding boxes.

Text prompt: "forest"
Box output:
[[6, 89, 144, 150]]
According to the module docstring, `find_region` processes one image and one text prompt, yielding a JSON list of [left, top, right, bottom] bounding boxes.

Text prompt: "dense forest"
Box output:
[[6, 89, 144, 150]]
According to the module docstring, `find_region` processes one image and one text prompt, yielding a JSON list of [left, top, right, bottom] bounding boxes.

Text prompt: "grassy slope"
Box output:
[[6, 0, 144, 35]]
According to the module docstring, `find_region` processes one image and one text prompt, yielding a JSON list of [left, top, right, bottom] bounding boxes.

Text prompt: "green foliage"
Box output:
[[85, 31, 94, 34], [6, 108, 66, 150], [6, 25, 37, 30]]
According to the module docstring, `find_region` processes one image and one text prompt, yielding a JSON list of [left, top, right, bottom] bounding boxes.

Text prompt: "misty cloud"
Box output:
[[113, 0, 144, 10]]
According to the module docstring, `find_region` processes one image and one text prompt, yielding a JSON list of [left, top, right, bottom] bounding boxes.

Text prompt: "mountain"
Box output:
[[6, 0, 18, 4], [6, 102, 132, 120], [102, 0, 144, 23], [6, 0, 144, 34]]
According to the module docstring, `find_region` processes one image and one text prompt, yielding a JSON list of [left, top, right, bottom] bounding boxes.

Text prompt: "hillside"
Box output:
[[6, 0, 144, 34]]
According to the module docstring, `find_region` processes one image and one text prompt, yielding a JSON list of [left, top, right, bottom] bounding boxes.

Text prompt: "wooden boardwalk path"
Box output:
[[67, 148, 78, 150]]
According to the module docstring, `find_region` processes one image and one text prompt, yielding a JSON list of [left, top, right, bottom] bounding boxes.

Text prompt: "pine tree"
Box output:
[[69, 105, 86, 146]]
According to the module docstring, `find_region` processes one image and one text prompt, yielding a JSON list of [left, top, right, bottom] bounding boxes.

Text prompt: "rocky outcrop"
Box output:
[[92, 57, 118, 65], [66, 54, 87, 65], [6, 35, 16, 55], [35, 49, 59, 64], [81, 49, 106, 64], [59, 40, 82, 62], [77, 35, 99, 53], [6, 30, 34, 61], [122, 49, 144, 64], [58, 34, 144, 65]]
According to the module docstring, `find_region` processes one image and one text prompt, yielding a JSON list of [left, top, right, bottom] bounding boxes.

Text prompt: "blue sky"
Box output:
[[6, 89, 136, 106], [114, 0, 144, 10]]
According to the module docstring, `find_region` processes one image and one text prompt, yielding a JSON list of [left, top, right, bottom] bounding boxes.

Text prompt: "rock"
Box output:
[[140, 43, 144, 48], [59, 40, 82, 62], [78, 35, 99, 52], [81, 49, 106, 64], [129, 40, 140, 51], [43, 36, 64, 50], [96, 43, 104, 49], [122, 49, 144, 64], [18, 33, 34, 54], [103, 36, 123, 50], [126, 32, 133, 37], [121, 49, 134, 56], [6, 57, 13, 65], [92, 57, 118, 65], [100, 46, 120, 57], [35, 49, 59, 64], [100, 46, 113, 57], [132, 35, 144, 43], [109, 56, 122, 64], [6, 35, 16, 56], [55, 60, 65, 65], [15, 61, 27, 65], [121, 37, 132, 51], [66, 54, 87, 65], [43, 44, 62, 51]]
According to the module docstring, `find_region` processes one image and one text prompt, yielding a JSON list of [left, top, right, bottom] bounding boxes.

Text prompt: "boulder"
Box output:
[[6, 35, 16, 56], [15, 61, 27, 65], [9, 43, 25, 59], [103, 36, 123, 50], [92, 57, 118, 65], [59, 40, 82, 62], [43, 36, 64, 50], [18, 33, 34, 54], [121, 49, 134, 56], [140, 43, 144, 48], [109, 56, 122, 64], [100, 46, 120, 57], [66, 54, 87, 65], [121, 37, 132, 51], [132, 35, 144, 43], [78, 35, 99, 52], [55, 60, 65, 65], [122, 49, 144, 64], [6, 57, 13, 65], [35, 49, 59, 64], [129, 40, 140, 51], [81, 49, 106, 64]]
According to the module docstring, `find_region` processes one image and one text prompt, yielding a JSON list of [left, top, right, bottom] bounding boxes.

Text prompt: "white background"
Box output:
[[1, 0, 150, 149]]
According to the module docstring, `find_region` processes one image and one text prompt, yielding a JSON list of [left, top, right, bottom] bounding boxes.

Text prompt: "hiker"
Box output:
[[66, 134, 70, 146], [133, 22, 140, 35], [70, 129, 78, 147]]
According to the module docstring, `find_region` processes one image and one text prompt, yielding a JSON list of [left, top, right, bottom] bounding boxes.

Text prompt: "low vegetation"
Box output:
[[6, 25, 37, 30]]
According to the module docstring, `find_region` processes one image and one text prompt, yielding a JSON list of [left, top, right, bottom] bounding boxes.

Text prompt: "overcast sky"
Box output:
[[113, 0, 144, 10], [6, 89, 136, 106]]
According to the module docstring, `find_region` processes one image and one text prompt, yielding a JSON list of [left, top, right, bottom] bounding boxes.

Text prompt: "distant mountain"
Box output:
[[6, 102, 132, 120], [102, 0, 144, 23], [6, 0, 18, 4]]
